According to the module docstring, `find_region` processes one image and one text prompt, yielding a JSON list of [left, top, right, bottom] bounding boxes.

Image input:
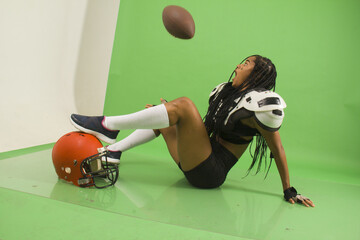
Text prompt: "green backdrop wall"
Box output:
[[104, 0, 360, 184]]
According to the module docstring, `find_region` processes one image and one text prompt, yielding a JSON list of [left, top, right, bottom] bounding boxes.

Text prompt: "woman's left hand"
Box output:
[[284, 187, 315, 207], [288, 194, 315, 207]]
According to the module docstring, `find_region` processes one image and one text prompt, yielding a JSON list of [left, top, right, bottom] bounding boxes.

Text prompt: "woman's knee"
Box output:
[[165, 97, 197, 125], [172, 97, 196, 111]]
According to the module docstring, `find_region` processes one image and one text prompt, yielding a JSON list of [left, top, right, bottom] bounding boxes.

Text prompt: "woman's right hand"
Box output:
[[160, 98, 168, 104], [145, 98, 168, 108]]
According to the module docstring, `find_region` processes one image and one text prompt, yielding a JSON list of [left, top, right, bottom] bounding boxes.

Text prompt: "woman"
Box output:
[[70, 55, 315, 207]]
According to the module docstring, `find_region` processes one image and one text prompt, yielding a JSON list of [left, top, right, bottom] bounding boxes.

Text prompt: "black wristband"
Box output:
[[283, 186, 298, 201]]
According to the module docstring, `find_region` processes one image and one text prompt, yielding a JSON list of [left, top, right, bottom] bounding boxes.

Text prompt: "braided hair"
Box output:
[[203, 55, 277, 178]]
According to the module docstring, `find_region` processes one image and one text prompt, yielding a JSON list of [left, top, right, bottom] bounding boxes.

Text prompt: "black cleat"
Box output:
[[70, 114, 119, 144], [98, 147, 122, 165]]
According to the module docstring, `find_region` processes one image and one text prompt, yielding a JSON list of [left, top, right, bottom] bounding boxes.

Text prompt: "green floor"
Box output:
[[0, 145, 359, 240]]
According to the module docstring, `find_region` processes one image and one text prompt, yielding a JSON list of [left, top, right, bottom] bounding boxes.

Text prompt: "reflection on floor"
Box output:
[[0, 146, 359, 240]]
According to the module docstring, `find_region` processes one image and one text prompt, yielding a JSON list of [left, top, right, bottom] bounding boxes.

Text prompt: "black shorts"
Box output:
[[178, 140, 238, 189]]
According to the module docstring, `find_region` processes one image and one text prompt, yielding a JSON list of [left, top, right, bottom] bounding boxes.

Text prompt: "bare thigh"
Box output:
[[163, 97, 212, 171]]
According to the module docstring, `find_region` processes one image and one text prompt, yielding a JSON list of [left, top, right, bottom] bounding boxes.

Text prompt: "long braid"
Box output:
[[204, 55, 277, 178]]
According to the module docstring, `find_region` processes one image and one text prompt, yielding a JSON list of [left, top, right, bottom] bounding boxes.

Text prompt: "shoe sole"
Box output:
[[70, 117, 117, 144]]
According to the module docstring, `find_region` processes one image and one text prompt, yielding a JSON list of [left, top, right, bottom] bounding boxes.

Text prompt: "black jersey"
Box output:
[[219, 108, 258, 144]]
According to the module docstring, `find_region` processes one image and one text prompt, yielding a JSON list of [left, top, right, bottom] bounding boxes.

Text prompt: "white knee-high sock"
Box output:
[[104, 104, 169, 130], [107, 129, 157, 152]]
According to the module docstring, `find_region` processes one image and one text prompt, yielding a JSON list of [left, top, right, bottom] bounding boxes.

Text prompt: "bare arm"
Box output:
[[256, 126, 290, 191], [252, 118, 315, 207]]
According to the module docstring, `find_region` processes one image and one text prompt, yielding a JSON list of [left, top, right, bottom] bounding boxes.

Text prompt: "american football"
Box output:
[[162, 5, 195, 39]]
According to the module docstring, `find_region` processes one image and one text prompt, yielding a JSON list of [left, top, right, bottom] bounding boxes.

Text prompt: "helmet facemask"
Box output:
[[79, 150, 119, 189]]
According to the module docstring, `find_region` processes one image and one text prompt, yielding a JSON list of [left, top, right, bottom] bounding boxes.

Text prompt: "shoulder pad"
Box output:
[[209, 82, 227, 99], [225, 90, 286, 131], [254, 110, 284, 131], [240, 90, 286, 112]]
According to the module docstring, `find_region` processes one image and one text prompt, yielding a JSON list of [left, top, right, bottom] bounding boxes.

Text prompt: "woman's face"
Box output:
[[232, 56, 256, 88]]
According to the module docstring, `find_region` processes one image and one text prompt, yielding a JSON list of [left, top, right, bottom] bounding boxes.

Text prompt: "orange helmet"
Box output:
[[52, 132, 118, 188]]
